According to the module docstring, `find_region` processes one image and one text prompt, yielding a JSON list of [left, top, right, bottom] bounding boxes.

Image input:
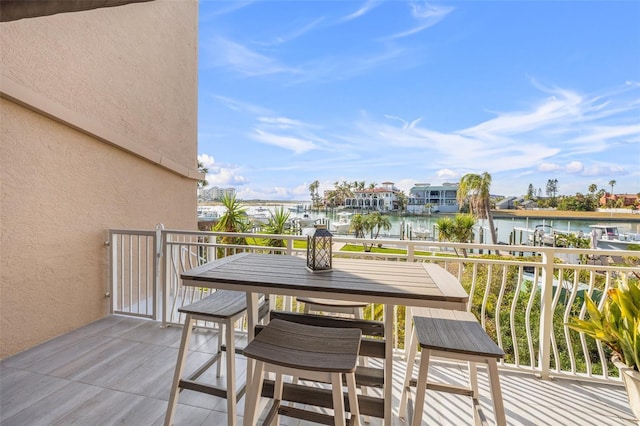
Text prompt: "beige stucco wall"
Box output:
[[0, 0, 199, 358]]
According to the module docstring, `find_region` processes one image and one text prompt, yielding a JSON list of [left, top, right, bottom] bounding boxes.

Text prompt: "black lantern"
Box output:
[[306, 224, 333, 273]]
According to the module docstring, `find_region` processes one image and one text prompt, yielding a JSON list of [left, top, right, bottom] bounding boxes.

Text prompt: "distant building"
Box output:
[[345, 182, 402, 212], [599, 193, 639, 208], [407, 183, 459, 214], [199, 186, 236, 201], [495, 196, 528, 210]]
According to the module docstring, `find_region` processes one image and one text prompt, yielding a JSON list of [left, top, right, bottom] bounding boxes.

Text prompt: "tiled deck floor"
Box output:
[[0, 315, 635, 425]]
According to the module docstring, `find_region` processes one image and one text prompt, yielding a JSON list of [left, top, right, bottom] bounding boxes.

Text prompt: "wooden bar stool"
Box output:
[[399, 308, 506, 426], [242, 318, 362, 426], [297, 297, 369, 319], [164, 290, 268, 426]]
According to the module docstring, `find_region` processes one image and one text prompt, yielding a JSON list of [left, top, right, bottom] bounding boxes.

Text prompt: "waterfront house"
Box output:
[[345, 181, 402, 212], [407, 182, 459, 214]]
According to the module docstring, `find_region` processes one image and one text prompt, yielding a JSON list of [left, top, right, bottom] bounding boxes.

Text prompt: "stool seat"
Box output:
[[178, 289, 249, 318], [413, 309, 505, 358], [243, 319, 362, 426], [296, 297, 369, 309], [243, 318, 361, 373]]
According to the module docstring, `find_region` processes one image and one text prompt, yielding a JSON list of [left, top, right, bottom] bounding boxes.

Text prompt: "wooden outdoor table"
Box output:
[[181, 252, 469, 426]]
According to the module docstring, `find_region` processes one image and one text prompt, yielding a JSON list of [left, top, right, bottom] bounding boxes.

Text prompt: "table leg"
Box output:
[[245, 292, 260, 397], [384, 304, 393, 426]]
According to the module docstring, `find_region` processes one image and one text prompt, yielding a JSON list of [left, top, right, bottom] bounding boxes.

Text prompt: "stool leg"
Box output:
[[412, 348, 431, 426], [243, 360, 265, 426], [346, 372, 361, 426], [216, 323, 224, 378], [468, 361, 481, 426], [487, 359, 506, 426], [165, 315, 195, 426], [272, 373, 284, 426], [331, 373, 346, 426], [399, 323, 418, 419], [226, 319, 237, 426]]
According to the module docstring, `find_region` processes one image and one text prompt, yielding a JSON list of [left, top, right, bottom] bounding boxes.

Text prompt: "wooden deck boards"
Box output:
[[0, 315, 635, 426]]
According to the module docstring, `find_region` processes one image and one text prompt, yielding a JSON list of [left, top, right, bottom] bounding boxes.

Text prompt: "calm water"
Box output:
[[206, 203, 640, 243]]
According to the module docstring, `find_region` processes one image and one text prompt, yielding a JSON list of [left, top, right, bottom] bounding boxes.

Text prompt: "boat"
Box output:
[[248, 212, 270, 226], [292, 213, 317, 228], [330, 212, 352, 234], [197, 207, 219, 221], [589, 225, 640, 250], [413, 227, 431, 239], [527, 224, 559, 246]]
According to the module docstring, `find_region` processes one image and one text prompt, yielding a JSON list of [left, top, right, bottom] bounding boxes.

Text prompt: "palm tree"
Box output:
[[263, 206, 291, 248], [214, 193, 249, 255], [457, 172, 497, 244], [197, 161, 208, 189], [395, 192, 408, 214], [435, 214, 475, 257], [309, 180, 320, 207], [366, 212, 392, 240], [349, 214, 367, 238], [609, 180, 616, 195]]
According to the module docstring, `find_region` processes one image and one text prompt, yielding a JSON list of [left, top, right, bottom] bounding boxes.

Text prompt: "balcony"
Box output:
[[0, 315, 634, 425], [1, 228, 638, 425]]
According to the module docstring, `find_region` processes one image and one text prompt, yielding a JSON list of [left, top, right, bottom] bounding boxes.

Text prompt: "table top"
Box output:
[[181, 253, 468, 309]]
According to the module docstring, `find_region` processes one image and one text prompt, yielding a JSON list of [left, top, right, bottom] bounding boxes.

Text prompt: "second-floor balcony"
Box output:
[[1, 227, 638, 425]]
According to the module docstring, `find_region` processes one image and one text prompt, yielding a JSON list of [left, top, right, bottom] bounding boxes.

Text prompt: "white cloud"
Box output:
[[205, 37, 299, 77], [565, 161, 584, 174], [338, 0, 381, 22], [198, 154, 216, 169], [538, 162, 564, 172], [251, 129, 317, 154], [382, 3, 454, 40]]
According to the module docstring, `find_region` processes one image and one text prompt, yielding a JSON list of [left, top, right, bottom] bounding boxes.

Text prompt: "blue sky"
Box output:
[[197, 0, 640, 201]]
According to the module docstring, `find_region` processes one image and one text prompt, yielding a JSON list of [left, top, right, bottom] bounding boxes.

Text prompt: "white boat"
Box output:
[[248, 212, 270, 226], [413, 227, 431, 240], [528, 224, 558, 246], [197, 207, 219, 221], [330, 212, 352, 234], [589, 225, 640, 250], [292, 213, 317, 228]]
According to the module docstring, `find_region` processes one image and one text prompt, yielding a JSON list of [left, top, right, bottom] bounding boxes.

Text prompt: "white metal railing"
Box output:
[[107, 226, 640, 385]]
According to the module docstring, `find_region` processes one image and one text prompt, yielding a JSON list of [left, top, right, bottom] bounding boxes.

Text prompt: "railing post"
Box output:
[[539, 248, 554, 380], [155, 223, 165, 324]]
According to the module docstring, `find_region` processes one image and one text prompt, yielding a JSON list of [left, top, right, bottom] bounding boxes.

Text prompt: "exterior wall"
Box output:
[[0, 0, 199, 358]]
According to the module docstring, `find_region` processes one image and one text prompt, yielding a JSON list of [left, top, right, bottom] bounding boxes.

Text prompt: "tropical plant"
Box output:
[[567, 279, 640, 370], [350, 214, 367, 239], [309, 180, 321, 208], [350, 212, 392, 252], [457, 172, 497, 244], [214, 193, 250, 255], [263, 206, 291, 248], [435, 214, 475, 257], [609, 179, 617, 195]]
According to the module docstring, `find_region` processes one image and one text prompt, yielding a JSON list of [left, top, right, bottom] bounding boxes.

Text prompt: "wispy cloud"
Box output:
[[344, 82, 639, 177], [257, 17, 326, 46], [250, 129, 318, 154], [212, 95, 273, 116], [338, 0, 382, 23], [381, 2, 454, 40], [204, 37, 299, 76], [199, 0, 255, 21]]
